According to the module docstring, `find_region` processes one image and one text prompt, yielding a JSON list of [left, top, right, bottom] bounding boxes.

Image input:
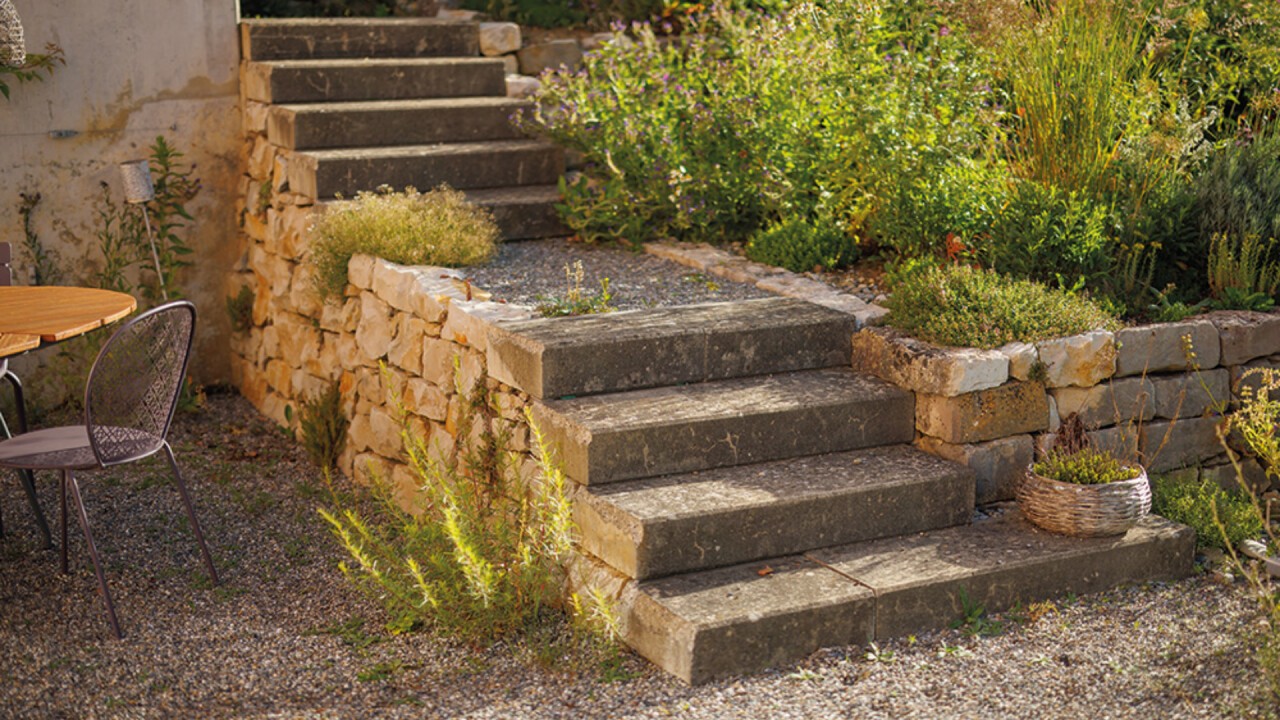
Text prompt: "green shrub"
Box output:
[[982, 181, 1114, 291], [321, 368, 615, 643], [884, 264, 1119, 349], [1195, 125, 1280, 254], [1206, 233, 1280, 311], [745, 216, 855, 273], [226, 285, 255, 333], [309, 185, 499, 300], [1034, 447, 1139, 486], [300, 381, 348, 471], [1152, 474, 1263, 552]]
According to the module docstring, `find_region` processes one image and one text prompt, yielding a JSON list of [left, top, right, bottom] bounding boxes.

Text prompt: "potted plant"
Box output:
[[1017, 418, 1151, 537]]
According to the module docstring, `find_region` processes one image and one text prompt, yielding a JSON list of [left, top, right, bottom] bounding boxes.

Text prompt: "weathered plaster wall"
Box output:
[[0, 0, 241, 382]]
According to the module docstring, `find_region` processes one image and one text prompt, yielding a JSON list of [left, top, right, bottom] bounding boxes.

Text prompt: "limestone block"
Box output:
[[1114, 320, 1220, 376], [261, 392, 293, 429], [999, 342, 1039, 382], [274, 313, 321, 364], [243, 195, 268, 242], [1047, 394, 1060, 432], [479, 22, 521, 56], [517, 40, 583, 75], [352, 451, 392, 487], [248, 135, 275, 181], [292, 371, 331, 402], [388, 462, 425, 514], [388, 316, 428, 375], [443, 299, 537, 353], [320, 297, 361, 333], [422, 337, 461, 387], [1143, 416, 1227, 473], [1036, 331, 1116, 388], [1231, 356, 1280, 399], [1210, 311, 1280, 366], [251, 272, 272, 327], [355, 293, 396, 363], [264, 359, 294, 397], [239, 362, 270, 410], [436, 8, 481, 20], [382, 366, 409, 407], [347, 253, 377, 291], [505, 73, 540, 99], [270, 204, 315, 261], [306, 338, 338, 380], [501, 55, 518, 74], [272, 152, 291, 195], [1200, 457, 1270, 492], [851, 327, 1008, 397], [333, 332, 362, 370], [856, 304, 890, 330], [372, 259, 424, 314], [367, 405, 404, 459], [249, 245, 294, 299], [916, 434, 1033, 504], [494, 391, 527, 422], [1150, 368, 1229, 420], [243, 101, 270, 136], [404, 379, 448, 421], [289, 262, 322, 319], [916, 381, 1049, 444], [457, 349, 486, 395], [1051, 377, 1154, 429]]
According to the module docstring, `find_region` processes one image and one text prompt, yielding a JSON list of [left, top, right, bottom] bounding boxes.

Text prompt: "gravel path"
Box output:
[[462, 239, 772, 311], [0, 392, 1274, 718]]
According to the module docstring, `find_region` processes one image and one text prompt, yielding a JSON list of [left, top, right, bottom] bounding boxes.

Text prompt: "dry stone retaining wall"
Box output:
[[854, 314, 1280, 503]]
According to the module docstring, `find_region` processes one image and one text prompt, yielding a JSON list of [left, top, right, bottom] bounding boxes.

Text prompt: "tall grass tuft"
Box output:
[[309, 185, 499, 300]]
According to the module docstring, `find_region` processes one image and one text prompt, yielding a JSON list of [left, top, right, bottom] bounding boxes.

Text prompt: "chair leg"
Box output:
[[1, 371, 52, 549], [60, 474, 68, 575], [162, 443, 219, 586], [65, 470, 123, 640]]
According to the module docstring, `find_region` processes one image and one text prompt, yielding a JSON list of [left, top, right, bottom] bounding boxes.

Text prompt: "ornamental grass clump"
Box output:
[[884, 264, 1119, 349], [309, 185, 499, 300]]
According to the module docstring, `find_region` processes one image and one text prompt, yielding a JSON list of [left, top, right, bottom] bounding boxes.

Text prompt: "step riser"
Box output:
[[480, 197, 566, 240], [296, 146, 565, 199], [489, 300, 855, 400], [577, 448, 975, 580], [535, 374, 916, 486], [241, 20, 478, 61], [623, 513, 1194, 684], [244, 61, 506, 104], [270, 103, 528, 150]]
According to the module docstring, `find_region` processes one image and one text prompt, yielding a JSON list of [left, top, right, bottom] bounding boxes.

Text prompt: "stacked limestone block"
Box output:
[[854, 312, 1280, 504]]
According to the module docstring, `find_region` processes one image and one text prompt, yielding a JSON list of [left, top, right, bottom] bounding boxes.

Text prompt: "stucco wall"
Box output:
[[0, 0, 241, 383]]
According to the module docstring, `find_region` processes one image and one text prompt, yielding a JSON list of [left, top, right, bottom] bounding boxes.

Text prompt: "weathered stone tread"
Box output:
[[578, 444, 974, 580], [534, 368, 915, 485], [464, 185, 566, 240], [244, 57, 506, 103], [270, 97, 530, 149], [241, 18, 479, 61], [624, 509, 1193, 684], [490, 297, 854, 399]]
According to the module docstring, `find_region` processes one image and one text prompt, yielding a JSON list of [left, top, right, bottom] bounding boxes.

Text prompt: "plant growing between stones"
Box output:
[[226, 285, 255, 333], [320, 363, 618, 648], [299, 380, 348, 471], [535, 260, 616, 317]]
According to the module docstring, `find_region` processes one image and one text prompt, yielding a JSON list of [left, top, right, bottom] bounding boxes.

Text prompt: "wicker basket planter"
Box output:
[[1016, 464, 1152, 537]]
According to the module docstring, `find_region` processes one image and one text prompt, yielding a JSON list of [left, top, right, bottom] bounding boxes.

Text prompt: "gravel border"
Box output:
[[0, 393, 1274, 718]]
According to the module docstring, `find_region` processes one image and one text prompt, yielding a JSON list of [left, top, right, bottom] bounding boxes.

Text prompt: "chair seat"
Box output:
[[0, 425, 160, 471]]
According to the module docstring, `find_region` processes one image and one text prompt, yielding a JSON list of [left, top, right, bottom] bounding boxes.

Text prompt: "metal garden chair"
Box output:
[[0, 241, 52, 549], [0, 300, 218, 638]]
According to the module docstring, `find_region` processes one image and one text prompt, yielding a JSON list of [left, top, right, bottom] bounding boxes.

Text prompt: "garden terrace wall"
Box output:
[[853, 313, 1280, 504]]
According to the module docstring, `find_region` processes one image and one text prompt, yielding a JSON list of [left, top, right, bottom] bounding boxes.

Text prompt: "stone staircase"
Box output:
[[487, 297, 1195, 684], [240, 18, 565, 240]]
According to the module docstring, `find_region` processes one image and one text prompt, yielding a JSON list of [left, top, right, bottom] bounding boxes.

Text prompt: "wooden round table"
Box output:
[[0, 286, 138, 358]]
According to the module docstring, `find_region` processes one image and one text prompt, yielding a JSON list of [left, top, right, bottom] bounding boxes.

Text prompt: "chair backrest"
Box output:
[[84, 301, 195, 466], [0, 241, 11, 286]]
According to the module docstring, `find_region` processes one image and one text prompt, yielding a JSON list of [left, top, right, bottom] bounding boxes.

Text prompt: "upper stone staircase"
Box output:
[[240, 18, 565, 240], [488, 297, 1195, 684]]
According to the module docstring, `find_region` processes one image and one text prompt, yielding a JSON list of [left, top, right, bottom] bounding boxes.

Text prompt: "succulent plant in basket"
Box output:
[[1017, 417, 1151, 537]]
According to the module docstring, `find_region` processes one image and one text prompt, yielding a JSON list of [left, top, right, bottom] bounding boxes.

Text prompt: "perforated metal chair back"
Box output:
[[84, 301, 195, 467]]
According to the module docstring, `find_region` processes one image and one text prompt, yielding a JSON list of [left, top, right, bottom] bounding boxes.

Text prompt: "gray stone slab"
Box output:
[[489, 298, 854, 399], [578, 445, 974, 580], [810, 507, 1194, 641], [1115, 320, 1220, 376], [1142, 416, 1227, 473], [1051, 376, 1154, 429], [623, 556, 874, 684], [534, 368, 915, 485], [270, 97, 529, 150], [292, 139, 565, 200], [916, 434, 1033, 504], [240, 18, 478, 61], [464, 185, 565, 240], [1209, 310, 1280, 366], [1149, 368, 1229, 420], [243, 57, 507, 104]]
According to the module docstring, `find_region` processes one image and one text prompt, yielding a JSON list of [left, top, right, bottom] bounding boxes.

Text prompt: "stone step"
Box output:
[[465, 185, 566, 241], [577, 445, 975, 581], [240, 19, 478, 61], [533, 368, 915, 486], [244, 57, 506, 104], [269, 97, 530, 150], [622, 508, 1194, 684], [289, 140, 565, 200], [489, 297, 854, 400]]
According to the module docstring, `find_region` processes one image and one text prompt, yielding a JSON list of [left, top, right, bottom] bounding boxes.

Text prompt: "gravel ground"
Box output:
[[462, 239, 772, 311], [0, 392, 1275, 719]]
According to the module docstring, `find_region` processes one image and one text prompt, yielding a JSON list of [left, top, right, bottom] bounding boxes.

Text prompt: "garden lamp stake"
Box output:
[[118, 160, 168, 302]]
